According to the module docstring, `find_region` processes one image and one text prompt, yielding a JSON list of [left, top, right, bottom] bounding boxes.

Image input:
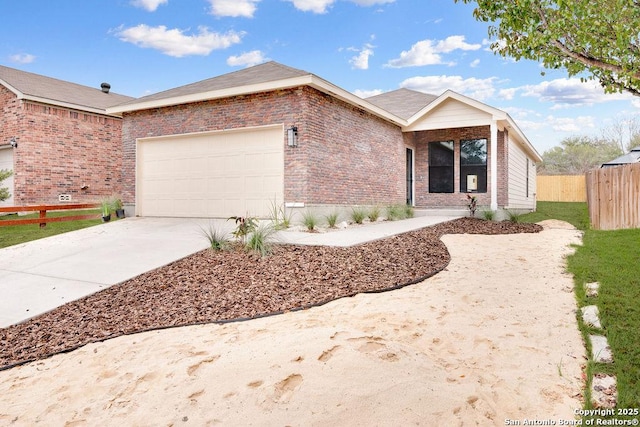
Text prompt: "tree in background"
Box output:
[[539, 136, 621, 175], [455, 0, 640, 96], [601, 115, 640, 152], [0, 169, 12, 202]]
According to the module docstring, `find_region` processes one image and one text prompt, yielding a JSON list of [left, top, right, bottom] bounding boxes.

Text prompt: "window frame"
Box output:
[[459, 138, 488, 193], [428, 141, 455, 193]]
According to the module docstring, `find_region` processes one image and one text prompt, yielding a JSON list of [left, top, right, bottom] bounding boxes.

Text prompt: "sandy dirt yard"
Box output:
[[0, 220, 585, 426]]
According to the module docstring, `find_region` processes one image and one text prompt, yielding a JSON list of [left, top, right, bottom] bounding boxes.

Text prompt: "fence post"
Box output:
[[39, 209, 47, 228]]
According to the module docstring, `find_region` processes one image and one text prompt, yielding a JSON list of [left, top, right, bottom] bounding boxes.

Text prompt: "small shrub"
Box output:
[[506, 210, 522, 223], [199, 224, 229, 251], [228, 216, 258, 245], [325, 211, 339, 228], [466, 194, 478, 217], [404, 204, 414, 219], [368, 205, 381, 222], [100, 197, 116, 217], [246, 223, 276, 256], [386, 204, 402, 221], [0, 169, 12, 202], [351, 206, 367, 224], [268, 199, 293, 230], [481, 209, 495, 221], [301, 210, 318, 231]]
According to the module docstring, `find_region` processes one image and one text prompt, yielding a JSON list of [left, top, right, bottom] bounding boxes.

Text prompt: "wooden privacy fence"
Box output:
[[586, 163, 640, 230], [0, 203, 100, 228], [536, 175, 587, 202]]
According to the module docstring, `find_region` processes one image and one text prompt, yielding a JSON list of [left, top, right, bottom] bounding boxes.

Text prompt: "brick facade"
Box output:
[[407, 126, 508, 209], [121, 86, 406, 208], [0, 85, 123, 205]]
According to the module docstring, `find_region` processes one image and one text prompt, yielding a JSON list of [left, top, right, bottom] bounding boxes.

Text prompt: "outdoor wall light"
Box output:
[[9, 137, 17, 148], [287, 126, 298, 147]]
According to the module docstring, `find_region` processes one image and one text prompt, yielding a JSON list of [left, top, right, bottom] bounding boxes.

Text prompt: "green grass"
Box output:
[[0, 209, 104, 249], [568, 228, 640, 410], [521, 202, 640, 411], [519, 201, 590, 230]]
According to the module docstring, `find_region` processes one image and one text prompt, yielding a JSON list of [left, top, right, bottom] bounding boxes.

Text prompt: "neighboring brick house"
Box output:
[[0, 65, 133, 207], [107, 61, 542, 218]]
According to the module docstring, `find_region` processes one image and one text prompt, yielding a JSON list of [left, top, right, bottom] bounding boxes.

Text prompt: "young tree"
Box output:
[[455, 0, 640, 96], [0, 169, 12, 202], [539, 136, 622, 174]]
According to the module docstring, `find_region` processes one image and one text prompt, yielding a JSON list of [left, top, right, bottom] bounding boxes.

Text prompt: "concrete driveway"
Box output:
[[0, 217, 221, 328], [0, 214, 460, 328]]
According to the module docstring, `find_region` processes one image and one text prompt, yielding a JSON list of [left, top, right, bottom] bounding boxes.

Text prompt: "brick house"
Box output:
[[108, 61, 541, 218], [0, 65, 133, 207]]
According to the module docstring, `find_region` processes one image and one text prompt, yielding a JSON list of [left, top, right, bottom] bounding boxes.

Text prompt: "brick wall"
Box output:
[[409, 126, 507, 208], [121, 86, 406, 208], [1, 86, 123, 205]]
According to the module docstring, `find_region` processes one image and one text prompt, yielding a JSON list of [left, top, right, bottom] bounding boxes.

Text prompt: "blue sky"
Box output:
[[2, 0, 638, 154]]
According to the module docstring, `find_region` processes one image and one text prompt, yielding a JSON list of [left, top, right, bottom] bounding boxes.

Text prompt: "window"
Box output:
[[429, 141, 454, 193], [460, 138, 487, 193]]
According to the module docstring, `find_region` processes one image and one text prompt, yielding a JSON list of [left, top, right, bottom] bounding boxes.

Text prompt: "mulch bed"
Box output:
[[0, 217, 542, 371]]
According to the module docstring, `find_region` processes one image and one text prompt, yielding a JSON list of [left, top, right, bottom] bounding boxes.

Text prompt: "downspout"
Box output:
[[490, 120, 498, 211]]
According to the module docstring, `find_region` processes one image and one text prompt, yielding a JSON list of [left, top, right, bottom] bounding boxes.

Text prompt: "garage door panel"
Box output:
[[138, 126, 283, 218]]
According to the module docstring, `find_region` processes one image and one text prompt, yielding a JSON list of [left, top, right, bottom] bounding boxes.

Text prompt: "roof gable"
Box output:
[[0, 65, 133, 115], [406, 90, 541, 162]]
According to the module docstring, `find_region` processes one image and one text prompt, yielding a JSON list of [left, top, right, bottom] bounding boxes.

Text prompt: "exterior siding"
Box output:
[[122, 86, 406, 211], [0, 85, 123, 205], [507, 138, 536, 210], [407, 99, 493, 131]]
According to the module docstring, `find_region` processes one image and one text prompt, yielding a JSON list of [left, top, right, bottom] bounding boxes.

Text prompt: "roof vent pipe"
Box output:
[[100, 82, 111, 93]]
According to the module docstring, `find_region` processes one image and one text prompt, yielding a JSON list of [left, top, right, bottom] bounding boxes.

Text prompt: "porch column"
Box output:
[[490, 120, 498, 211]]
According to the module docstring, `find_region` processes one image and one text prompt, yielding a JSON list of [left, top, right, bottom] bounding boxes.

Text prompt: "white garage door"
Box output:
[[137, 125, 284, 218], [0, 147, 14, 207]]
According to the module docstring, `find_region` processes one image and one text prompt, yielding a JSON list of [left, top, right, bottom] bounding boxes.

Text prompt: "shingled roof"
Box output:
[[113, 61, 310, 108], [365, 88, 438, 120], [0, 65, 133, 115]]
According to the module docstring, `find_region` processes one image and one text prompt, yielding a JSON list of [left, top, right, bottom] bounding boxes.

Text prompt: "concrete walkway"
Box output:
[[0, 215, 459, 328]]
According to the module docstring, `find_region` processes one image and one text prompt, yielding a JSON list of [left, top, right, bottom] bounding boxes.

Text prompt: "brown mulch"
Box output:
[[0, 217, 542, 371]]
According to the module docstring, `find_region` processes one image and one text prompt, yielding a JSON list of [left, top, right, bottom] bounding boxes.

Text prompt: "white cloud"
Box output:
[[131, 0, 167, 12], [10, 53, 36, 64], [520, 78, 631, 107], [287, 0, 335, 13], [349, 43, 374, 70], [546, 115, 597, 133], [353, 89, 383, 98], [400, 75, 496, 100], [470, 59, 480, 68], [386, 35, 481, 68], [498, 87, 517, 100], [227, 50, 267, 67], [208, 0, 260, 18], [287, 0, 394, 13], [116, 25, 244, 57]]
